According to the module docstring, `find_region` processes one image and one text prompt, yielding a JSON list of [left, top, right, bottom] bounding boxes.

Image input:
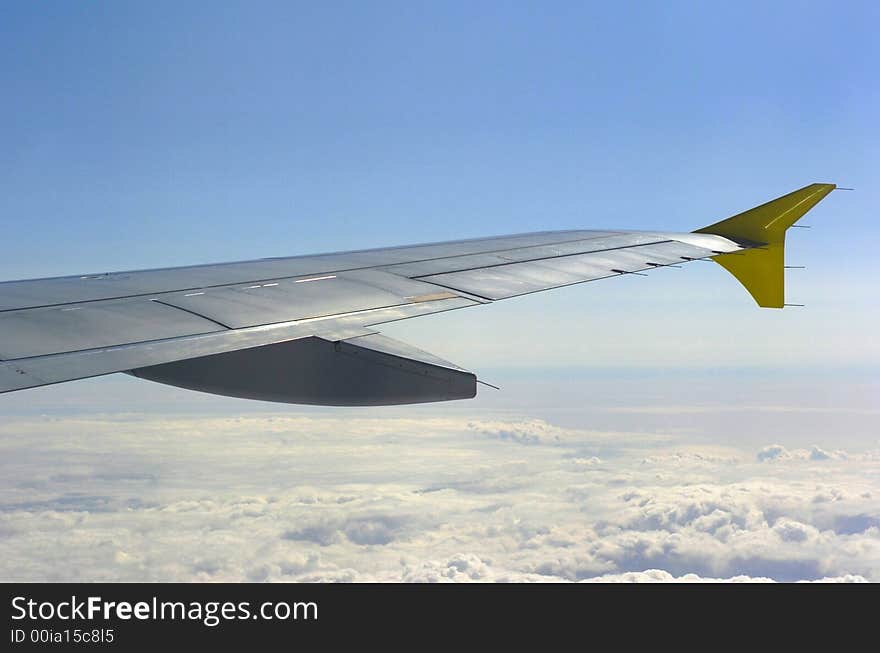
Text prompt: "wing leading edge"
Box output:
[[0, 183, 838, 404]]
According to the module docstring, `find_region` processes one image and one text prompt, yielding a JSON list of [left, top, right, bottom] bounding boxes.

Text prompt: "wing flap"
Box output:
[[0, 299, 225, 360]]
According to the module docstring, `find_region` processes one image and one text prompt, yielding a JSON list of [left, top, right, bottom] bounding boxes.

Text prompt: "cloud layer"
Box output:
[[0, 409, 877, 582]]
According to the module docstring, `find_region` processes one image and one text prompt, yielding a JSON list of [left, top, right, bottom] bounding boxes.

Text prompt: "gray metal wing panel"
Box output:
[[378, 232, 640, 278], [419, 266, 584, 300], [154, 269, 453, 330], [377, 253, 519, 278], [534, 241, 719, 276], [368, 230, 606, 260], [337, 269, 458, 299], [0, 230, 607, 311], [0, 297, 477, 394], [632, 242, 709, 265], [155, 276, 403, 329], [632, 240, 724, 262], [0, 259, 391, 311], [632, 240, 726, 261], [0, 362, 28, 390], [471, 233, 665, 264], [417, 239, 722, 300], [0, 267, 279, 311], [340, 333, 467, 370], [0, 299, 225, 360]]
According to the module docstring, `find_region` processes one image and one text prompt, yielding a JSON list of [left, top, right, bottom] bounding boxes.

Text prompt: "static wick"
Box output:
[[836, 187, 855, 191], [784, 303, 805, 307], [784, 265, 806, 269], [477, 379, 500, 390], [791, 225, 812, 229]]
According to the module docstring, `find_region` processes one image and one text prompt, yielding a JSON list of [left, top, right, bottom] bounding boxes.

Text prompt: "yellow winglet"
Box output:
[[694, 183, 836, 308]]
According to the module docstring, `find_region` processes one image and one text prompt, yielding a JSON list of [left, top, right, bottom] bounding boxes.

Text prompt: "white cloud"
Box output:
[[580, 570, 776, 583], [757, 444, 851, 463], [0, 408, 877, 583], [579, 570, 868, 583]]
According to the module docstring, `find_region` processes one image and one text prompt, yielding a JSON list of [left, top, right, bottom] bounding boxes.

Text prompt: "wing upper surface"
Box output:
[[0, 230, 611, 311], [0, 229, 743, 394]]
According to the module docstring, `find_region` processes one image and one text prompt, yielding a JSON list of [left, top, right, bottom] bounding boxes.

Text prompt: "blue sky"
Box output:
[[1, 1, 876, 271], [1, 1, 877, 374], [0, 1, 878, 584]]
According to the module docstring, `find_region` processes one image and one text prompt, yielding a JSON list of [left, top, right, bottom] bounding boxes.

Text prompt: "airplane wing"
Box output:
[[0, 183, 837, 405]]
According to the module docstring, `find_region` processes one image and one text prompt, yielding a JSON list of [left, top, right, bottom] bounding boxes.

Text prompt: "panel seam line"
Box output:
[[150, 299, 233, 330]]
